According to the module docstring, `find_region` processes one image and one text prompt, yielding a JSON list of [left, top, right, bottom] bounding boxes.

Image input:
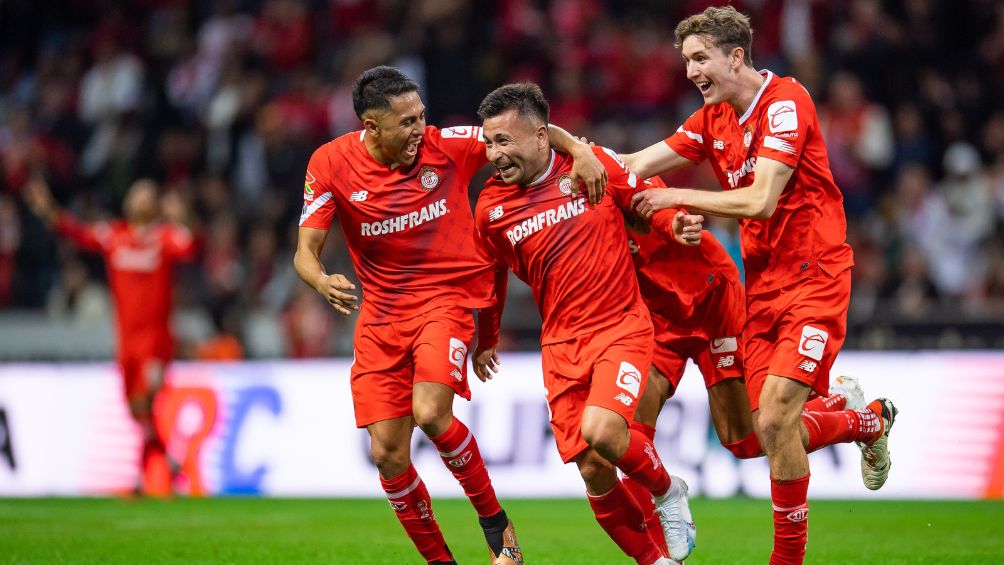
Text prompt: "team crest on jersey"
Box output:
[[743, 128, 753, 148], [420, 166, 441, 191], [557, 174, 574, 196]]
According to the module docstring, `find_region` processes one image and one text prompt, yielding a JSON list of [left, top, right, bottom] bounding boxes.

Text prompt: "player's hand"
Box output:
[[672, 210, 704, 246], [315, 273, 359, 315], [22, 175, 57, 222], [631, 188, 678, 219], [472, 346, 500, 383], [569, 145, 607, 205]]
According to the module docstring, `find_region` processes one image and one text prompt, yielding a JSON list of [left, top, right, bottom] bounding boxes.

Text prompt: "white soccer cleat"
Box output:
[[653, 476, 696, 561], [829, 375, 866, 410], [650, 558, 683, 565], [858, 398, 898, 490]]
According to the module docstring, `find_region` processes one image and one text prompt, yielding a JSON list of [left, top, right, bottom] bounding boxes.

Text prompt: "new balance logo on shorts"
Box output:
[[448, 338, 467, 370], [798, 325, 828, 361], [797, 360, 817, 372], [717, 355, 735, 368], [616, 361, 642, 398], [614, 392, 634, 406]]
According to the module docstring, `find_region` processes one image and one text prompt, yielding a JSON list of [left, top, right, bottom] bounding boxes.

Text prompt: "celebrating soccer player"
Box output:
[[626, 7, 897, 564], [294, 66, 606, 565], [472, 82, 704, 564], [24, 176, 195, 496]]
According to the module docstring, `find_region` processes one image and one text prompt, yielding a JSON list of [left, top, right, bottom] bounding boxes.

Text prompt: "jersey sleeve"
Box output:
[[472, 200, 508, 349], [298, 146, 337, 230], [54, 213, 112, 254], [757, 89, 813, 168], [430, 125, 488, 181], [162, 224, 197, 261], [664, 109, 708, 165]]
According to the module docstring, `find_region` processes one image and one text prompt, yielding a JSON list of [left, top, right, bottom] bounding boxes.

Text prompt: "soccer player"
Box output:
[[472, 82, 703, 564], [293, 66, 605, 565], [23, 176, 195, 495], [627, 7, 897, 564]]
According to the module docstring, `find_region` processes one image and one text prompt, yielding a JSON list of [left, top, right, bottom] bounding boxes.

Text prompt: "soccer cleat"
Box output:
[[829, 375, 866, 411], [650, 558, 683, 565], [654, 476, 696, 561], [858, 398, 898, 490], [485, 520, 523, 565]]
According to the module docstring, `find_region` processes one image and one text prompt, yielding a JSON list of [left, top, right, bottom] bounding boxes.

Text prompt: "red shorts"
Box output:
[[541, 310, 653, 463], [743, 268, 851, 411], [350, 305, 474, 428], [652, 277, 746, 393], [118, 331, 173, 399]]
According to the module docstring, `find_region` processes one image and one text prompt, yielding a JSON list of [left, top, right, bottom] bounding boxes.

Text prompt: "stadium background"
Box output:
[[1, 0, 1004, 563]]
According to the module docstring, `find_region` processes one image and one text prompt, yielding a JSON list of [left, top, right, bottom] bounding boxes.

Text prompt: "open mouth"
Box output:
[[496, 162, 516, 175], [697, 80, 712, 94], [403, 139, 420, 157]]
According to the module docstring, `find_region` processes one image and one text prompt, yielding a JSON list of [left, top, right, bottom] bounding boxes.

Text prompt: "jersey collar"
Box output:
[[529, 150, 557, 186], [737, 70, 774, 126]]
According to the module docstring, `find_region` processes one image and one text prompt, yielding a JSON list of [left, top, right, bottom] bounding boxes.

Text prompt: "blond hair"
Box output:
[[675, 6, 754, 67]]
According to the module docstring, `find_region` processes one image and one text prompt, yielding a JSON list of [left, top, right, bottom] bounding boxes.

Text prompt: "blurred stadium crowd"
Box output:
[[1, 0, 1003, 358]]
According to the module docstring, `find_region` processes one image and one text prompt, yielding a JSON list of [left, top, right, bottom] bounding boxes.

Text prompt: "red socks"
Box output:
[[802, 408, 882, 453], [622, 423, 669, 556], [588, 480, 664, 565], [380, 465, 453, 563], [614, 428, 672, 496], [429, 418, 502, 518], [770, 473, 810, 565], [803, 392, 846, 412]]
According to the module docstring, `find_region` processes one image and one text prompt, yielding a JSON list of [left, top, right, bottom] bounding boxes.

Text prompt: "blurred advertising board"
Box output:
[[1, 352, 1002, 499]]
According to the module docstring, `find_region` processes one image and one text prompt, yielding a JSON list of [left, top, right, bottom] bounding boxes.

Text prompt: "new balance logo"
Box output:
[[797, 360, 817, 372], [713, 139, 725, 150], [489, 205, 504, 221], [717, 355, 735, 368], [450, 369, 463, 382], [349, 191, 368, 202], [614, 392, 634, 406]]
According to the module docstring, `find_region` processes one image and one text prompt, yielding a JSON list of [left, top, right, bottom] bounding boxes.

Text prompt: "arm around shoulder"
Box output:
[[620, 142, 694, 179]]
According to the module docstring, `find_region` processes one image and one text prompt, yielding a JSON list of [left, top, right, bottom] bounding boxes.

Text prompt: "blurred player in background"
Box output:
[[294, 66, 604, 565], [627, 7, 897, 564], [23, 176, 195, 496], [472, 82, 704, 564]]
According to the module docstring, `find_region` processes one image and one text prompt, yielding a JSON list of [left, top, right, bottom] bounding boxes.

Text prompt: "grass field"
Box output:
[[1, 497, 1002, 564]]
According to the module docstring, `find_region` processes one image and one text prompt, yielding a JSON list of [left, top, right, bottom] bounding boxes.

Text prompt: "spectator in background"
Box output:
[[45, 256, 110, 322], [23, 176, 196, 496]]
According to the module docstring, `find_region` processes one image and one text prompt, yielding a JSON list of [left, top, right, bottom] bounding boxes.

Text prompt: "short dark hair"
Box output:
[[477, 83, 549, 125], [675, 6, 754, 67], [351, 66, 420, 119]]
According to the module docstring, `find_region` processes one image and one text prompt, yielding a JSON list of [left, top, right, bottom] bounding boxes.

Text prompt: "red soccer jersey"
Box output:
[[475, 147, 673, 345], [299, 125, 494, 323], [55, 214, 195, 344], [665, 70, 854, 295]]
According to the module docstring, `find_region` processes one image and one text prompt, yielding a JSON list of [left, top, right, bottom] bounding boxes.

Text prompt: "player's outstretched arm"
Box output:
[[620, 141, 695, 179], [22, 175, 59, 227], [294, 227, 359, 315], [632, 157, 794, 220], [547, 123, 607, 205]]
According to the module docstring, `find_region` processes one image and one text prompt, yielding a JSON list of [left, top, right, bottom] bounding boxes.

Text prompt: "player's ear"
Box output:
[[537, 124, 548, 150], [362, 114, 380, 138], [731, 47, 745, 71]]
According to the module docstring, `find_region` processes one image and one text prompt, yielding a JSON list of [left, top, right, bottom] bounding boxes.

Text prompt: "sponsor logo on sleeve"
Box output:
[[304, 170, 316, 201], [767, 100, 798, 133], [441, 125, 482, 139], [616, 361, 642, 398], [798, 325, 829, 361]]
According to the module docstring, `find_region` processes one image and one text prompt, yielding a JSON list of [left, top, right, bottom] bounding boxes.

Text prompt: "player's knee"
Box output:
[[580, 417, 627, 460], [755, 405, 798, 449], [412, 402, 451, 435], [370, 442, 409, 477], [575, 451, 616, 489], [722, 432, 762, 459]]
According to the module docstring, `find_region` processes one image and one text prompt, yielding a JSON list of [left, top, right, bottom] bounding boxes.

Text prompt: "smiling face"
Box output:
[[362, 91, 426, 167], [482, 108, 549, 186], [681, 34, 744, 106]]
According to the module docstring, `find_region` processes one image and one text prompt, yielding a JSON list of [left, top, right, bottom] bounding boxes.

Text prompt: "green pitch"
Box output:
[[1, 497, 1002, 564]]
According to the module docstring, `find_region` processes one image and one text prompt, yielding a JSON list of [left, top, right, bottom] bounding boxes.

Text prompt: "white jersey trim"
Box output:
[[299, 191, 334, 226], [529, 150, 557, 186], [763, 135, 797, 154], [676, 126, 704, 144], [738, 70, 775, 125]]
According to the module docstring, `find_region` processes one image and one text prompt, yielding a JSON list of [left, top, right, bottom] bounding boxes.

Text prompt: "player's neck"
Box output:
[[728, 68, 767, 118], [363, 131, 406, 170]]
